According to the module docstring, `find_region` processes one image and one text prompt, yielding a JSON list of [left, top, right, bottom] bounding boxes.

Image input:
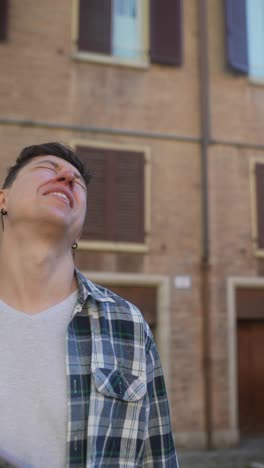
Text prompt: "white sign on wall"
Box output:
[[173, 276, 192, 290]]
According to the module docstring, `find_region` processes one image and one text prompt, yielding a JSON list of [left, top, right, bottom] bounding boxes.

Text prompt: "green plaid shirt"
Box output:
[[67, 270, 178, 467]]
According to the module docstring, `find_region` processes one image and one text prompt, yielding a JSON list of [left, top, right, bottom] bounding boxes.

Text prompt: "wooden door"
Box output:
[[237, 320, 264, 434]]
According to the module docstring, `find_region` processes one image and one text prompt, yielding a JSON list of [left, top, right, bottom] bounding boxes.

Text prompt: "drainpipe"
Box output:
[[199, 0, 213, 449]]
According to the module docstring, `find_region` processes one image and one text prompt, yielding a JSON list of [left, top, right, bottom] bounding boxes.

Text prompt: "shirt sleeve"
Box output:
[[142, 338, 179, 467]]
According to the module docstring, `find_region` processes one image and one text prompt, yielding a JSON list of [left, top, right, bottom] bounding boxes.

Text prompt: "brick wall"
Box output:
[[1, 0, 263, 450]]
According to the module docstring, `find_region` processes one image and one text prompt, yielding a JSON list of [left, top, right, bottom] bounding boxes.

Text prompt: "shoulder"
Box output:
[[77, 269, 143, 318], [95, 281, 150, 326], [77, 271, 154, 348]]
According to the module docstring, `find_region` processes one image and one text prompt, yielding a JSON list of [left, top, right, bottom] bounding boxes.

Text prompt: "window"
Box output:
[[113, 0, 142, 60], [225, 0, 264, 80], [246, 0, 264, 80], [74, 143, 150, 252], [0, 0, 8, 41], [74, 0, 183, 67]]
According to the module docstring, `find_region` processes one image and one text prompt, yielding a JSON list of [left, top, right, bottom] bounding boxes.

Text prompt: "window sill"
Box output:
[[253, 246, 264, 258], [249, 76, 264, 86], [78, 240, 148, 253], [72, 51, 150, 70]]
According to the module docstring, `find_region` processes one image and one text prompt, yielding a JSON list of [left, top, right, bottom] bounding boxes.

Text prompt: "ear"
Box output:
[[0, 190, 8, 211]]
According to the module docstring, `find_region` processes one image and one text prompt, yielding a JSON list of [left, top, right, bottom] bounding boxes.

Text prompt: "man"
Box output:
[[0, 142, 178, 467]]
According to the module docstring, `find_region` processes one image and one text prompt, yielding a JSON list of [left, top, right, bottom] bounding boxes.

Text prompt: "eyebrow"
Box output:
[[34, 159, 84, 181]]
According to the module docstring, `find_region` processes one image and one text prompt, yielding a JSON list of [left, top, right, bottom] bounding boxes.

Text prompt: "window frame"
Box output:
[[71, 139, 151, 252], [225, 0, 264, 84], [71, 0, 150, 69]]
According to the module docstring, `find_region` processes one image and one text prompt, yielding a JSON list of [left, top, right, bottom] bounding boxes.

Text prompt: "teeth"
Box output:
[[48, 192, 70, 205]]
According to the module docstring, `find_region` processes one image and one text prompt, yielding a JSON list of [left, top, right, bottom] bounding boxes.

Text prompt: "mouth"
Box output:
[[44, 191, 72, 207]]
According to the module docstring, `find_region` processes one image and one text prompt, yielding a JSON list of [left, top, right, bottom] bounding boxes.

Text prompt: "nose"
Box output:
[[56, 167, 75, 186]]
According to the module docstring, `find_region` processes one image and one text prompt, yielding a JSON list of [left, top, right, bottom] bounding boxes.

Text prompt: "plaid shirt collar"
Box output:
[[74, 269, 115, 307]]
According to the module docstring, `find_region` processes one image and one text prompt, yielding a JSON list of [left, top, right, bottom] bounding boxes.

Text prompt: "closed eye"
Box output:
[[36, 165, 57, 174], [34, 164, 86, 191]]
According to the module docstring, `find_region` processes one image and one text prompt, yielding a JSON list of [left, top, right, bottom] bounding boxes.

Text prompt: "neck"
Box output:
[[0, 231, 77, 314]]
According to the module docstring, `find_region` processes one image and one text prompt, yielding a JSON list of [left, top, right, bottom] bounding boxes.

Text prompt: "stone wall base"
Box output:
[[175, 429, 239, 450]]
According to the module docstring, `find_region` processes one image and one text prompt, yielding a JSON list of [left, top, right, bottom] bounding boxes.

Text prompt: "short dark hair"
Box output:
[[2, 142, 92, 189]]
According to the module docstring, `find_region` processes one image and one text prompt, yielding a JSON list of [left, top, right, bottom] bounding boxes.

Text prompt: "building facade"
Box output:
[[0, 0, 264, 450]]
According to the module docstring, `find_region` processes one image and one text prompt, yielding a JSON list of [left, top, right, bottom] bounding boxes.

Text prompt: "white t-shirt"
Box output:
[[0, 290, 78, 468]]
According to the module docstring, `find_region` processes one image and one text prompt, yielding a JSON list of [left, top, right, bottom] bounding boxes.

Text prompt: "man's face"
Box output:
[[2, 155, 87, 243]]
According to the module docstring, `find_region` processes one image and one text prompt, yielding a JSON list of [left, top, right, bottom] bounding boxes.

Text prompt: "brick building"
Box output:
[[0, 0, 264, 450]]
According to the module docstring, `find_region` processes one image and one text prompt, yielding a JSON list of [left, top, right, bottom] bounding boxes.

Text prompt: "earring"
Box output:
[[0, 209, 7, 232], [72, 242, 78, 250]]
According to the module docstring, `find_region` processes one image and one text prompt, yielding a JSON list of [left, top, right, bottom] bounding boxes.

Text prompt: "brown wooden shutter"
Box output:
[[255, 163, 264, 249], [77, 146, 145, 244], [115, 151, 145, 243], [150, 0, 183, 66], [76, 146, 109, 240], [0, 0, 8, 41], [225, 0, 249, 73], [78, 0, 112, 54]]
